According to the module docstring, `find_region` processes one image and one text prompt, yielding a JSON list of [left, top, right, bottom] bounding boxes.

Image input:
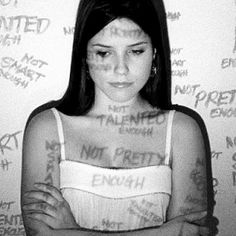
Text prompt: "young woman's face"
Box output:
[[86, 18, 154, 103]]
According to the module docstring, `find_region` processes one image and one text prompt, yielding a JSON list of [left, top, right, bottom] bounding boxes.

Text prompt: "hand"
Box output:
[[23, 183, 79, 230], [161, 211, 209, 236], [23, 216, 52, 236]]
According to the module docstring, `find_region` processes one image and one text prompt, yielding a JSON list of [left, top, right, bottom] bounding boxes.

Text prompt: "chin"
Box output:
[[107, 94, 137, 103]]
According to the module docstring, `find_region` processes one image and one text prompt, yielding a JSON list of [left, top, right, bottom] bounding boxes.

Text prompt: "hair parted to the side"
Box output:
[[56, 0, 172, 115]]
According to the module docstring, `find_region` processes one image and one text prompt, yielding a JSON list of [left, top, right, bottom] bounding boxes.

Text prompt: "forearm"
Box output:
[[50, 226, 163, 236]]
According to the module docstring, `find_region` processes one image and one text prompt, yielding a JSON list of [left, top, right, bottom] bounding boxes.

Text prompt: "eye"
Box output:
[[96, 50, 111, 58], [129, 49, 145, 55]]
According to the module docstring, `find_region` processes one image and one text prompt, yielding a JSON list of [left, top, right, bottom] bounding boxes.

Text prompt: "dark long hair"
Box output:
[[56, 0, 172, 115]]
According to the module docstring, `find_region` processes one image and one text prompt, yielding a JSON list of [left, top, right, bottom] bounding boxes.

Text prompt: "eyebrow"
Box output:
[[91, 41, 149, 48]]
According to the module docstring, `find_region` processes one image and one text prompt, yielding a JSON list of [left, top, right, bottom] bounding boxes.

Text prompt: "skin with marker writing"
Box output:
[[21, 17, 211, 236]]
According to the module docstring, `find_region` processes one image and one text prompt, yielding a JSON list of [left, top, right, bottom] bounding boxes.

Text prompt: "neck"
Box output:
[[88, 95, 152, 117]]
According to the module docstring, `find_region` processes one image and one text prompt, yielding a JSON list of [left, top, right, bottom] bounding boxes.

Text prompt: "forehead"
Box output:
[[88, 18, 150, 44]]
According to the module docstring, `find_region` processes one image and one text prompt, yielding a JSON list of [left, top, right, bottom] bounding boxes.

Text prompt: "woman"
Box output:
[[21, 0, 210, 235]]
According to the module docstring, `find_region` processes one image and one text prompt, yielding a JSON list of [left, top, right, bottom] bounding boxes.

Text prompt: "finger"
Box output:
[[34, 183, 64, 202], [24, 190, 58, 207], [182, 222, 203, 236], [23, 202, 57, 218], [26, 213, 56, 230], [199, 226, 210, 236], [184, 211, 207, 222]]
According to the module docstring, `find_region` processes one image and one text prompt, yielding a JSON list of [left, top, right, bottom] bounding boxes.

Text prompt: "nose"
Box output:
[[114, 54, 129, 75]]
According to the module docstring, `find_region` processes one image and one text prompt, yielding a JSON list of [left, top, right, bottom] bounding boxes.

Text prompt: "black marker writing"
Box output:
[[0, 200, 15, 211], [128, 200, 163, 226], [171, 48, 183, 55], [221, 57, 236, 69], [92, 174, 145, 190], [80, 144, 108, 160], [226, 136, 236, 149], [174, 84, 200, 96], [0, 159, 12, 171], [172, 69, 188, 78], [96, 111, 165, 127], [21, 53, 48, 69], [44, 140, 61, 185], [0, 33, 21, 47], [167, 11, 181, 21], [0, 214, 25, 236], [211, 151, 223, 160], [172, 59, 186, 67], [88, 63, 112, 72], [0, 131, 21, 155], [210, 107, 236, 118], [0, 15, 50, 34], [108, 105, 130, 113], [101, 25, 144, 39], [113, 147, 165, 166], [101, 219, 123, 231], [119, 126, 153, 137], [190, 158, 207, 197], [0, 53, 48, 88], [63, 26, 74, 36], [194, 89, 236, 108], [0, 0, 18, 6], [1, 55, 47, 81]]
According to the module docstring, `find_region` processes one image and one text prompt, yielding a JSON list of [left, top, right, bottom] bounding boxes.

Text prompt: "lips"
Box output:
[[108, 82, 133, 88]]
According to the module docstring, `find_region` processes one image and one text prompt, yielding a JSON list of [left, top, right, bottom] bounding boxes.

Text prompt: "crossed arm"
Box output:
[[21, 110, 211, 236]]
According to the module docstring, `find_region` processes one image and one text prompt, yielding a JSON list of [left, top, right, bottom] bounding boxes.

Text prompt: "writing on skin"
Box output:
[[96, 111, 165, 127]]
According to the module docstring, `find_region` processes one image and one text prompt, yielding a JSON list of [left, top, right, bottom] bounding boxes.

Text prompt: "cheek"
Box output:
[[88, 62, 113, 74], [132, 56, 152, 77]]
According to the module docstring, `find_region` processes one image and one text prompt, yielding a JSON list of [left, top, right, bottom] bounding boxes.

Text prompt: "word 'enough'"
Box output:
[[0, 33, 21, 47], [119, 126, 153, 137], [0, 15, 50, 34], [92, 174, 145, 190]]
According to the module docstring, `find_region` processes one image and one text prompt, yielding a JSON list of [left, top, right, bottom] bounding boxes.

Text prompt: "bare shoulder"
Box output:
[[24, 109, 59, 145], [171, 110, 205, 163], [173, 110, 202, 137]]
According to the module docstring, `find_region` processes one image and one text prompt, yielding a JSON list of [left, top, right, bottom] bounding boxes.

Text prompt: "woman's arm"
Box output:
[[167, 111, 208, 221], [21, 110, 209, 236], [21, 110, 78, 234], [32, 211, 208, 236]]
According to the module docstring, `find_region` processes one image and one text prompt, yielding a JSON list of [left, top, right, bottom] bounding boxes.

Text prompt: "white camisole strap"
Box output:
[[51, 108, 66, 161], [164, 110, 175, 165]]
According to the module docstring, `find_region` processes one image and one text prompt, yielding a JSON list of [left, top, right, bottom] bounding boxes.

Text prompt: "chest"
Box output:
[[61, 114, 169, 168]]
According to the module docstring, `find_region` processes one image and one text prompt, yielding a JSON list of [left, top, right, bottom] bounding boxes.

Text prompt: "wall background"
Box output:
[[0, 0, 235, 235]]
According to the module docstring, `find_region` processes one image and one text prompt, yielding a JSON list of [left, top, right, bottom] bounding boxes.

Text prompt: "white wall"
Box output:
[[0, 1, 235, 235]]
